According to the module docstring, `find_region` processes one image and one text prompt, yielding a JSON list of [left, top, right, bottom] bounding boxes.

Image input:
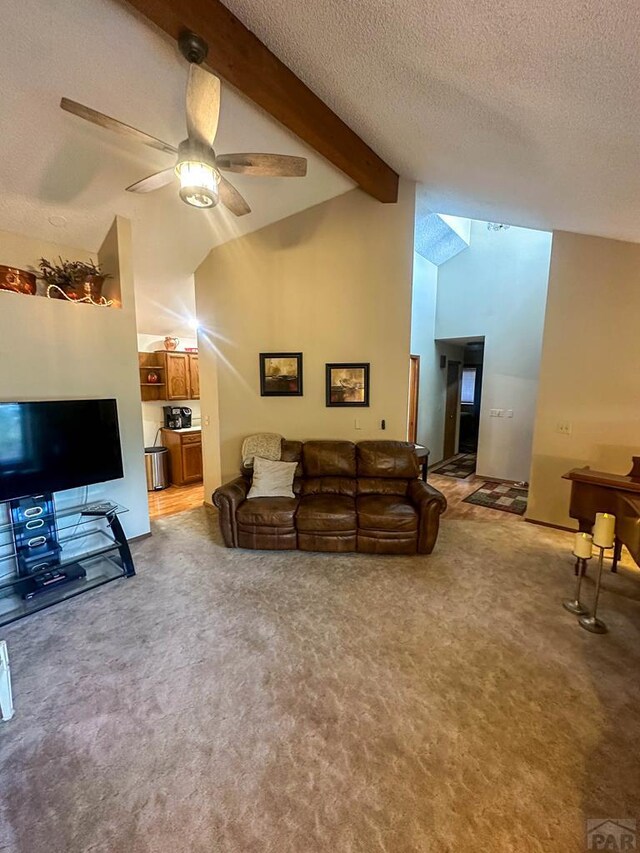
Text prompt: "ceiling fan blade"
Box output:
[[125, 168, 176, 193], [60, 97, 178, 157], [218, 176, 251, 216], [186, 64, 221, 148], [216, 153, 307, 177]]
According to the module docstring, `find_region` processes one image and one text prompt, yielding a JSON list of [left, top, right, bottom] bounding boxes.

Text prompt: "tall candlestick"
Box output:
[[579, 545, 609, 634], [593, 512, 615, 549], [573, 532, 593, 559], [563, 554, 590, 616]]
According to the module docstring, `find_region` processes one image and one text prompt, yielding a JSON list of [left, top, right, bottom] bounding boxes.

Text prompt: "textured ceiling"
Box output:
[[222, 0, 640, 242], [0, 0, 353, 334], [415, 214, 470, 265]]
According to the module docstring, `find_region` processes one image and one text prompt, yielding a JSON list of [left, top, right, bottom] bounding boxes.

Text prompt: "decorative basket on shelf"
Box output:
[[0, 266, 37, 296], [37, 257, 113, 306]]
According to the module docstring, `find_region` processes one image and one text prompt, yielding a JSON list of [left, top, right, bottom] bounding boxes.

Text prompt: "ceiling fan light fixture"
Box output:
[[176, 140, 219, 208], [177, 159, 219, 208]]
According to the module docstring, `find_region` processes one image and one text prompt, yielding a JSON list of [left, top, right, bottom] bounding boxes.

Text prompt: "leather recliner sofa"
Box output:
[[213, 439, 447, 555]]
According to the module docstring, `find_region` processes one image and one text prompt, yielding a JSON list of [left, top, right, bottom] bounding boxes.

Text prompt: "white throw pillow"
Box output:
[[247, 456, 297, 499]]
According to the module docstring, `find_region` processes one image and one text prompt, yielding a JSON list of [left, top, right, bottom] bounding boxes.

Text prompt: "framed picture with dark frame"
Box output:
[[325, 362, 370, 407], [259, 352, 303, 396]]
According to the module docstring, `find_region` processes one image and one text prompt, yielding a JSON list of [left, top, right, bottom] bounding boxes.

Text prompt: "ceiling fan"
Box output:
[[60, 31, 307, 216]]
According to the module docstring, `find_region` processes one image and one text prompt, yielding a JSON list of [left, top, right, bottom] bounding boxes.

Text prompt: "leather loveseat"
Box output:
[[213, 439, 447, 555]]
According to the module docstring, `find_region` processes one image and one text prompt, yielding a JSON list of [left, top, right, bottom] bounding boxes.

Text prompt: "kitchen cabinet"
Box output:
[[165, 352, 190, 400], [161, 428, 203, 486], [188, 354, 199, 399], [138, 351, 199, 402]]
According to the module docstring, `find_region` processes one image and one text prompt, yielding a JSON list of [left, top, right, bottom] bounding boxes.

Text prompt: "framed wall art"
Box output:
[[259, 352, 303, 396], [325, 363, 370, 407]]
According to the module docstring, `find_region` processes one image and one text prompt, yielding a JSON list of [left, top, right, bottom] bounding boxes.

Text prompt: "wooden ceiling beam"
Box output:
[[122, 0, 399, 202]]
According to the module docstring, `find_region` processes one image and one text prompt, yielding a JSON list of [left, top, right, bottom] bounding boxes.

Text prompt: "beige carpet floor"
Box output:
[[1, 508, 639, 853]]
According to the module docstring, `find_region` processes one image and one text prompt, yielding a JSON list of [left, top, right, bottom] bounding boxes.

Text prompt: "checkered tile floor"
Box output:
[[431, 453, 477, 479], [462, 481, 528, 515]]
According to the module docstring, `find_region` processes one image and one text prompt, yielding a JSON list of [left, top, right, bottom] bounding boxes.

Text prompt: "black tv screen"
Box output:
[[0, 399, 124, 502]]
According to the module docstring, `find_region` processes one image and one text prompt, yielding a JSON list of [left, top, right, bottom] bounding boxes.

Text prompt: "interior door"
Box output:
[[407, 355, 420, 444], [443, 360, 461, 459], [166, 353, 190, 400]]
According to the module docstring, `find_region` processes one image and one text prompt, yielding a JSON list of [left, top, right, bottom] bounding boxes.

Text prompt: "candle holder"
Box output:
[[563, 555, 591, 615], [578, 545, 611, 634]]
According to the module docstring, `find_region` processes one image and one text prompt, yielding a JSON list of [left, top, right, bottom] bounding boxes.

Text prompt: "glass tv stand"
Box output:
[[0, 496, 135, 628]]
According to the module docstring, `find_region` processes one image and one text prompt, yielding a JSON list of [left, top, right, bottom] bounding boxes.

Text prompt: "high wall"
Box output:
[[410, 253, 464, 462], [195, 184, 416, 492], [0, 220, 149, 539], [434, 221, 552, 482], [527, 231, 640, 527]]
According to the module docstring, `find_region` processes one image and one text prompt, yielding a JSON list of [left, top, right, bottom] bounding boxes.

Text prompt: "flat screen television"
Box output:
[[0, 399, 124, 502]]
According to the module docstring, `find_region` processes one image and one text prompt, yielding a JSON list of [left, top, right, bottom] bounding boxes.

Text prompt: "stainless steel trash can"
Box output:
[[145, 446, 169, 491]]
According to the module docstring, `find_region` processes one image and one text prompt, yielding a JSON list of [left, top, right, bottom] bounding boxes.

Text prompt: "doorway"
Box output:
[[408, 355, 420, 444], [443, 360, 461, 459], [458, 342, 484, 454]]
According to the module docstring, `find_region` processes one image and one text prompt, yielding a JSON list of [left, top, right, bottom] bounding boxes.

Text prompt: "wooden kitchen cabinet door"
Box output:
[[182, 442, 203, 483], [188, 354, 200, 399], [166, 353, 190, 400]]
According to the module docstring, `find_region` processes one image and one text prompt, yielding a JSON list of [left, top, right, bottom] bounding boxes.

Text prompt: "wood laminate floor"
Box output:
[[148, 483, 205, 520]]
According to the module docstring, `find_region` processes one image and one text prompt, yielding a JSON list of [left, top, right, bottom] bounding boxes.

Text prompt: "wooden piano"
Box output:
[[563, 457, 640, 571]]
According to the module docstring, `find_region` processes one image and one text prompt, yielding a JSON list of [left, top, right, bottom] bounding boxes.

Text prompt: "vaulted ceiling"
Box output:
[[222, 0, 640, 243], [0, 0, 353, 334], [4, 0, 640, 337]]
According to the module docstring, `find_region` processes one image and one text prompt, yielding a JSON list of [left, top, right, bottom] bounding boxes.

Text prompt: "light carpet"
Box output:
[[1, 508, 639, 853]]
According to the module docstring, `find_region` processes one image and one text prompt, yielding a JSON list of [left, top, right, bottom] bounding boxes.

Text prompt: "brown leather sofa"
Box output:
[[213, 440, 447, 555]]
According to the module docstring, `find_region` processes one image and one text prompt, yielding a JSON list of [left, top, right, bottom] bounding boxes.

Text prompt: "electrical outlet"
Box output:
[[557, 421, 572, 435]]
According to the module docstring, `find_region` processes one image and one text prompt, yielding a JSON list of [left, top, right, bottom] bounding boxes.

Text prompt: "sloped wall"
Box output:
[[195, 184, 416, 491]]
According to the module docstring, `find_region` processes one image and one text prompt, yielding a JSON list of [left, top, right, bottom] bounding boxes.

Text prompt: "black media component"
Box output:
[[23, 564, 87, 600], [0, 399, 124, 502], [10, 493, 61, 578]]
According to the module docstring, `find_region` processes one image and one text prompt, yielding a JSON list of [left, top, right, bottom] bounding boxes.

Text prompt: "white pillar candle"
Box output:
[[593, 512, 616, 548], [573, 532, 593, 559]]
